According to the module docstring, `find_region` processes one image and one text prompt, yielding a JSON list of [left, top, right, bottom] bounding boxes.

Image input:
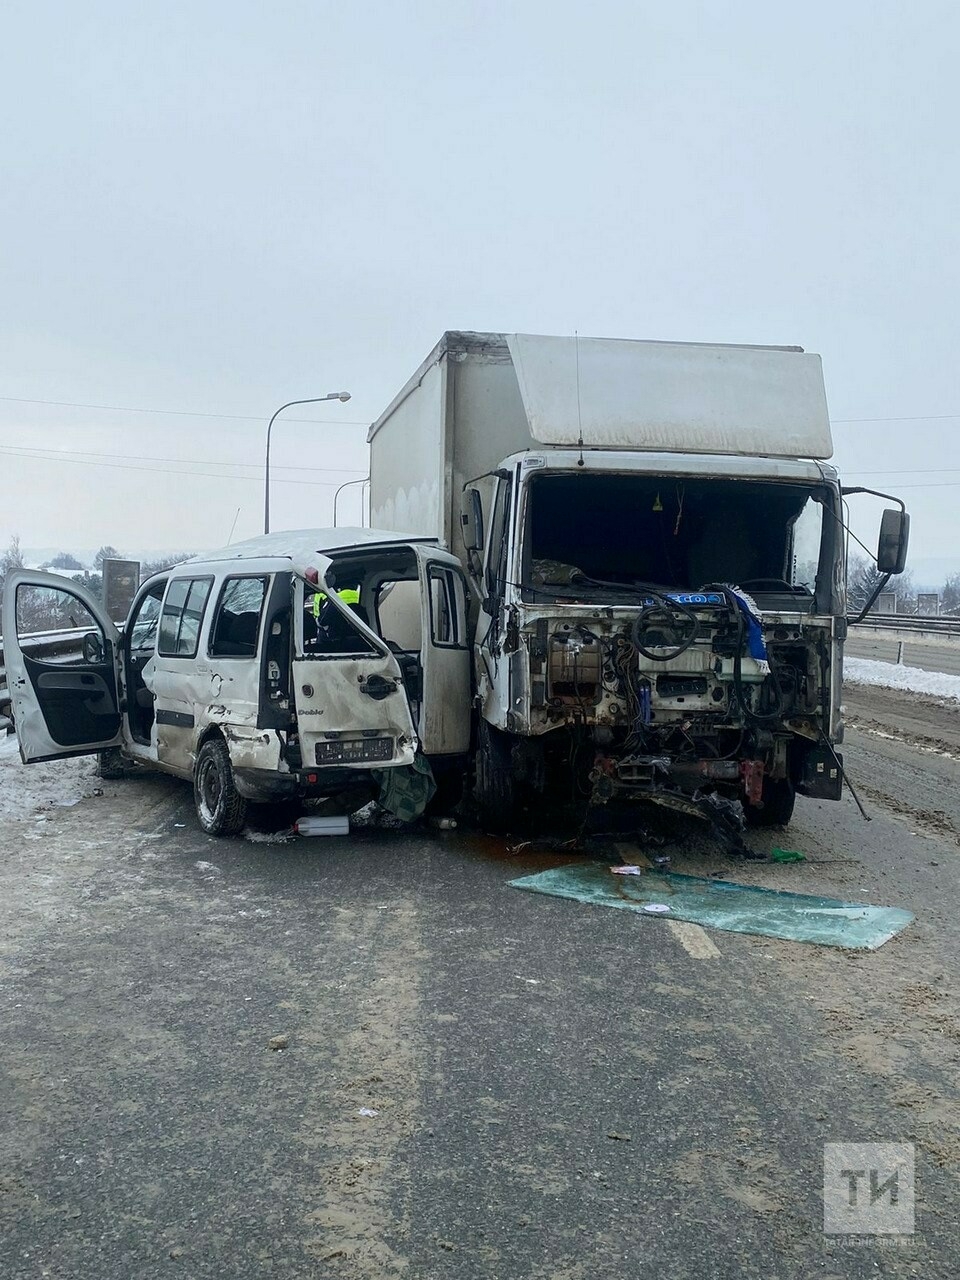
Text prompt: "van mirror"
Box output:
[[878, 508, 910, 574], [460, 488, 484, 553]]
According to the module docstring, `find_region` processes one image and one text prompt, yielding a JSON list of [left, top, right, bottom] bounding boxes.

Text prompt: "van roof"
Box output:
[[185, 527, 438, 570]]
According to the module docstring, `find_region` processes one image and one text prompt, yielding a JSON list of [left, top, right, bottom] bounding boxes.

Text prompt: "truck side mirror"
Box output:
[[877, 509, 909, 574], [460, 488, 484, 553]]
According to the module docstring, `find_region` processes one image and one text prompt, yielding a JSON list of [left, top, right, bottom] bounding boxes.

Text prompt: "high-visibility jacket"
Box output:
[[311, 587, 360, 619]]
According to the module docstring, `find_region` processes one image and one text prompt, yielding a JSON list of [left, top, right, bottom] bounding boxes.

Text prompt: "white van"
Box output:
[[2, 529, 472, 834]]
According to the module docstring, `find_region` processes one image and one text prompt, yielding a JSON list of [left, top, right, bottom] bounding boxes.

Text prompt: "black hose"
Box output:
[[568, 573, 701, 662], [699, 583, 784, 725]]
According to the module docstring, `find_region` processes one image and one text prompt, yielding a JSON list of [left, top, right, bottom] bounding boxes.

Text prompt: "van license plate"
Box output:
[[315, 737, 394, 765]]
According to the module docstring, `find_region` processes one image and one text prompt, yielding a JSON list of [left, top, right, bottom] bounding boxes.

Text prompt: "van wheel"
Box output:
[[194, 737, 247, 836], [474, 721, 517, 834], [96, 747, 126, 780], [743, 777, 796, 828]]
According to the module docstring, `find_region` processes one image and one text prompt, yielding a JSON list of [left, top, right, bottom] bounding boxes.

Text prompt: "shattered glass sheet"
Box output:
[[508, 863, 914, 950]]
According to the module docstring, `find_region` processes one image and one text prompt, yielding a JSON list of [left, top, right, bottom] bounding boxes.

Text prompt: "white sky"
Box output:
[[1, 1, 958, 574]]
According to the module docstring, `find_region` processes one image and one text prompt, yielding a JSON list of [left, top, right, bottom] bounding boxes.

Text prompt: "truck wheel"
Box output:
[[96, 747, 127, 780], [744, 777, 796, 828], [425, 764, 465, 818], [474, 721, 516, 834], [194, 737, 248, 836]]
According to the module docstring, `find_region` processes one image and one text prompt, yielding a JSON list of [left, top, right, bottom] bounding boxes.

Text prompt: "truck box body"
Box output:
[[368, 331, 865, 838], [368, 331, 833, 547]]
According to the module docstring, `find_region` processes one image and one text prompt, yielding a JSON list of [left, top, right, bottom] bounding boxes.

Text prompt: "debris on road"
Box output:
[[295, 815, 349, 837], [357, 1107, 379, 1118], [770, 847, 806, 863], [268, 1035, 289, 1051], [509, 862, 914, 949]]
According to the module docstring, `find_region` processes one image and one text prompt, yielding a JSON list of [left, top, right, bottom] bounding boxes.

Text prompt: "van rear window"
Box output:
[[158, 577, 213, 657]]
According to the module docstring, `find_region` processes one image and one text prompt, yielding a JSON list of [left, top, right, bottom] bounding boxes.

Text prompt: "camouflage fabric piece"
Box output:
[[373, 753, 437, 822]]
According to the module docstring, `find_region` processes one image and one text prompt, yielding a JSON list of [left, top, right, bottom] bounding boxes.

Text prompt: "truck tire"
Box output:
[[744, 777, 796, 828], [96, 747, 127, 780], [474, 721, 517, 834], [425, 763, 465, 818], [194, 737, 248, 837]]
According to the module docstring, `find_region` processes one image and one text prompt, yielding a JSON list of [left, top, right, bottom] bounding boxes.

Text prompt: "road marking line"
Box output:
[[666, 920, 721, 959]]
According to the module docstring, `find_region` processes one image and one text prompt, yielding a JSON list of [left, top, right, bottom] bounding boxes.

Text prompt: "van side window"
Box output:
[[210, 576, 269, 657], [158, 577, 213, 658], [428, 566, 463, 646]]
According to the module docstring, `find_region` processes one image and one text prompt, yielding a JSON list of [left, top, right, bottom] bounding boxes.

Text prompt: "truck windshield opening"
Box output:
[[522, 473, 829, 601]]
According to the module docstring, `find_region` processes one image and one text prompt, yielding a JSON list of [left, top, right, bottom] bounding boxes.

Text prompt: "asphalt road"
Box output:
[[1, 689, 958, 1279]]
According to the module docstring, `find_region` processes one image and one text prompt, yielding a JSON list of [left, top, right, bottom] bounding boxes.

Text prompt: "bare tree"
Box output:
[[848, 554, 914, 612], [94, 545, 123, 571], [942, 572, 960, 614], [0, 534, 25, 612], [141, 552, 195, 578], [42, 551, 85, 571]]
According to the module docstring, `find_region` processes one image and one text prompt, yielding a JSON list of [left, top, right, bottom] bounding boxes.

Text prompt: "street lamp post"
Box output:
[[333, 475, 370, 527], [263, 392, 351, 534]]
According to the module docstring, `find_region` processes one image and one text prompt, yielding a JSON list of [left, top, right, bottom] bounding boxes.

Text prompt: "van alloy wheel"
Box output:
[[194, 737, 247, 836]]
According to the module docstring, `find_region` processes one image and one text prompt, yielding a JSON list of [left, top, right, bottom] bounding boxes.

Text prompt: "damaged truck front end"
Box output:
[[469, 453, 850, 834]]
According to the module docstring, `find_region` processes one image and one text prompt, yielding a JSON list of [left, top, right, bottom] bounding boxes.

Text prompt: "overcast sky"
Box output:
[[1, 1, 958, 574]]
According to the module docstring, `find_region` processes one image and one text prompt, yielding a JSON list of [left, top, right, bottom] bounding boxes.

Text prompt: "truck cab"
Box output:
[[464, 449, 852, 830]]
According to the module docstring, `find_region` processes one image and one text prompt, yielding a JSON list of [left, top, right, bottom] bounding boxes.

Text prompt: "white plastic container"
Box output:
[[295, 815, 350, 837]]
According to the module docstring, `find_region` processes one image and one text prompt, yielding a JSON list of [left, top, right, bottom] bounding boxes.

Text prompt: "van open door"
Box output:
[[292, 564, 418, 772], [1, 570, 123, 762], [413, 547, 471, 756]]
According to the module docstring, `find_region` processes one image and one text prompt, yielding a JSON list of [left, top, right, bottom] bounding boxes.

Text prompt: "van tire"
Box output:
[[194, 737, 247, 836], [743, 777, 796, 828], [474, 721, 516, 834]]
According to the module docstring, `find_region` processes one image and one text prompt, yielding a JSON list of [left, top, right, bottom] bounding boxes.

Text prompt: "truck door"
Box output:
[[413, 548, 471, 756], [1, 570, 123, 762], [292, 565, 419, 773]]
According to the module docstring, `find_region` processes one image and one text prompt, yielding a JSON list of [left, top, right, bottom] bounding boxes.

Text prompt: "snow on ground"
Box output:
[[0, 731, 100, 821], [845, 657, 960, 704]]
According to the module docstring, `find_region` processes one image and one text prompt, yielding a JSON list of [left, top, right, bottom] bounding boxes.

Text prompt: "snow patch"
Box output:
[[243, 827, 295, 845], [845, 657, 960, 704], [0, 731, 100, 821]]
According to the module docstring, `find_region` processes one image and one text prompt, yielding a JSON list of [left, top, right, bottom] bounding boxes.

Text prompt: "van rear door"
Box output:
[[292, 566, 417, 772], [1, 570, 123, 762]]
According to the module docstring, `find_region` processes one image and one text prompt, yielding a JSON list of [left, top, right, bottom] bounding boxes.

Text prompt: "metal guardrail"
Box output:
[[848, 613, 960, 637]]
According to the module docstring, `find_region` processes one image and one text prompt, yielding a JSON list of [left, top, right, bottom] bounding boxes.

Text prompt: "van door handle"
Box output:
[[359, 675, 398, 700]]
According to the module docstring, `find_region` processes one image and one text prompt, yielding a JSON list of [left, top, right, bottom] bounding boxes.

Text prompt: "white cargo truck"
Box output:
[[369, 332, 909, 836]]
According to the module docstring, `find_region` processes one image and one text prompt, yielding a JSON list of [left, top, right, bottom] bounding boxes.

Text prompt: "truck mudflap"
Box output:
[[797, 745, 844, 800]]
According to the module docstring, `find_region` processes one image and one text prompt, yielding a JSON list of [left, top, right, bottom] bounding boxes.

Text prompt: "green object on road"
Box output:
[[371, 753, 436, 821], [770, 847, 806, 863], [508, 863, 913, 950]]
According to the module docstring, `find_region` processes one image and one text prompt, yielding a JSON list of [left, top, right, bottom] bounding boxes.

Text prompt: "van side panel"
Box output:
[[147, 570, 282, 780]]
